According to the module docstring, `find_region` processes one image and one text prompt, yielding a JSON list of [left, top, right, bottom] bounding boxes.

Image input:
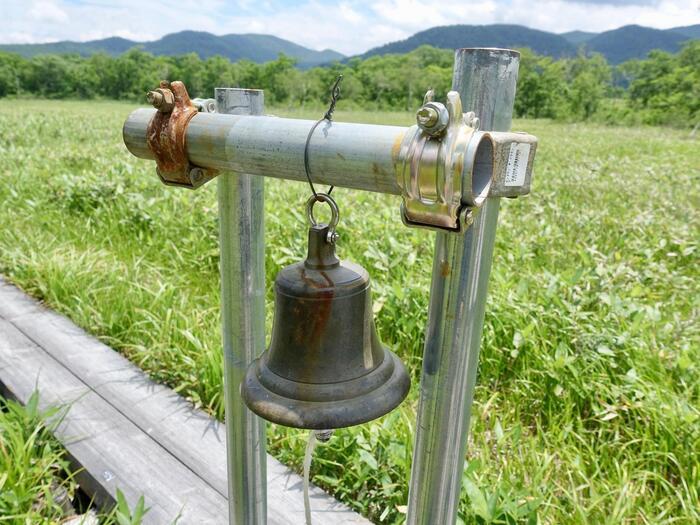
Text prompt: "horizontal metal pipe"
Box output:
[[123, 108, 407, 195]]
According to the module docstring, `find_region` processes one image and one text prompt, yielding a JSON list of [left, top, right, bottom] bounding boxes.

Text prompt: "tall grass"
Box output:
[[0, 392, 75, 522], [0, 99, 697, 523], [0, 392, 148, 523]]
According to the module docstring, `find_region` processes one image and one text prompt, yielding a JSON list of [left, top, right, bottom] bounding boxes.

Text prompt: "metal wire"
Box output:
[[304, 75, 343, 198]]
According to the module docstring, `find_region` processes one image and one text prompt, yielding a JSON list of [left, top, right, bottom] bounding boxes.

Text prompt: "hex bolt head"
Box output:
[[314, 430, 334, 442], [147, 88, 175, 113], [416, 101, 449, 136], [147, 90, 163, 107], [463, 111, 480, 130], [189, 167, 205, 184], [417, 107, 439, 128]]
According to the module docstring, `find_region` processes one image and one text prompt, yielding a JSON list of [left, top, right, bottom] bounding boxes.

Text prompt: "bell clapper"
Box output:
[[303, 430, 334, 525], [314, 429, 333, 442]]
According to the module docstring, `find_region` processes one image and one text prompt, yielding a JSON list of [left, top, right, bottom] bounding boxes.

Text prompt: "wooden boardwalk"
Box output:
[[0, 277, 370, 524]]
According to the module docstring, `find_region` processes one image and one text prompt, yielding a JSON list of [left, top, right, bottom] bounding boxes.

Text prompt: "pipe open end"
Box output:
[[467, 133, 494, 207]]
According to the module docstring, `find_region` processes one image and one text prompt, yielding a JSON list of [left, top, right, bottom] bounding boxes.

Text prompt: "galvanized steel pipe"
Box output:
[[406, 48, 520, 525], [215, 88, 267, 525], [123, 110, 407, 195]]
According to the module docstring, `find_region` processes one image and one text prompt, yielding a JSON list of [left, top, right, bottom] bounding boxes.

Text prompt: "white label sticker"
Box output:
[[504, 142, 531, 187]]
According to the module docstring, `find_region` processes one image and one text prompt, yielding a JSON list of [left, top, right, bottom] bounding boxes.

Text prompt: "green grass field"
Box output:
[[0, 99, 698, 524]]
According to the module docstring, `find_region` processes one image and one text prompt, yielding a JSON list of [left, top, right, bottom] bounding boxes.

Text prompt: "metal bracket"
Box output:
[[145, 81, 217, 189], [396, 90, 489, 232], [396, 90, 538, 232]]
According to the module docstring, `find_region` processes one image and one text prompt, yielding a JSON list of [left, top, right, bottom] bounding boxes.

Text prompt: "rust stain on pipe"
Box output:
[[440, 261, 451, 277], [391, 130, 407, 164]]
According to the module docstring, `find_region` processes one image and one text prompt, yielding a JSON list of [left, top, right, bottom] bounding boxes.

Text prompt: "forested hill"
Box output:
[[669, 24, 700, 38], [360, 25, 576, 58], [584, 25, 694, 63], [357, 24, 698, 64], [0, 31, 344, 68], [2, 23, 697, 66]]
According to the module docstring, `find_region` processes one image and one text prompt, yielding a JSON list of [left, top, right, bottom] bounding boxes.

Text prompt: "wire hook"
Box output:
[[303, 75, 343, 198]]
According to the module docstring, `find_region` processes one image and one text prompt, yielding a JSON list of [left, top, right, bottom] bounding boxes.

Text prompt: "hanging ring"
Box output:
[[306, 193, 340, 244]]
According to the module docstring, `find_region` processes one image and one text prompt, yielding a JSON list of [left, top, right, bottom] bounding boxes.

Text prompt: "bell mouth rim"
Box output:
[[257, 345, 394, 400], [242, 348, 411, 430]]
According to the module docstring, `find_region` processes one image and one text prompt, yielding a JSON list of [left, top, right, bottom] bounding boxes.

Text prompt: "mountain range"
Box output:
[[0, 23, 698, 66], [0, 31, 344, 68], [359, 24, 698, 64]]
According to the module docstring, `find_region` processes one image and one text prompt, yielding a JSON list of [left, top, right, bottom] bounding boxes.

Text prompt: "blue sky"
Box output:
[[4, 0, 699, 55]]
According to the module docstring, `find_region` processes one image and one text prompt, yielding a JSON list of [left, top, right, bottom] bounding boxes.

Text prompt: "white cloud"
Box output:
[[3, 31, 40, 44], [29, 1, 69, 24], [339, 2, 363, 23], [1, 0, 698, 54]]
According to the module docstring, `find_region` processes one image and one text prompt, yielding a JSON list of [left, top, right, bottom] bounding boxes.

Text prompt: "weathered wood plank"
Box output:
[[0, 278, 371, 524], [0, 279, 45, 320], [0, 318, 228, 524]]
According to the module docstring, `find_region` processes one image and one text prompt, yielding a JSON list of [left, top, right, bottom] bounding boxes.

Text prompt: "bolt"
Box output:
[[147, 88, 175, 113], [147, 90, 163, 107], [462, 210, 475, 228], [417, 106, 439, 128], [326, 231, 339, 244], [189, 167, 205, 184], [463, 112, 480, 130], [416, 102, 449, 136]]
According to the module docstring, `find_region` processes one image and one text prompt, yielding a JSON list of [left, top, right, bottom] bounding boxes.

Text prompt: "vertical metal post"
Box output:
[[216, 88, 267, 525], [406, 49, 520, 525]]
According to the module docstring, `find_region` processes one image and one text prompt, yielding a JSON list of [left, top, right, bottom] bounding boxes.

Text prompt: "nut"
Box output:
[[189, 167, 205, 183], [147, 88, 175, 113], [417, 107, 439, 128], [416, 101, 449, 136]]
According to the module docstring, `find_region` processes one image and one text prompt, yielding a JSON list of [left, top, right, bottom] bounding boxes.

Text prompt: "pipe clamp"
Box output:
[[396, 90, 538, 232], [145, 81, 217, 189]]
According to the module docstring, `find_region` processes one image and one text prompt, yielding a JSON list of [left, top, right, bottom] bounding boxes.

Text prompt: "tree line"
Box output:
[[0, 41, 697, 127]]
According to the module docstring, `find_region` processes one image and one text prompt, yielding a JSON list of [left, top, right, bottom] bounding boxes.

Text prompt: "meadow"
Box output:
[[0, 99, 698, 524]]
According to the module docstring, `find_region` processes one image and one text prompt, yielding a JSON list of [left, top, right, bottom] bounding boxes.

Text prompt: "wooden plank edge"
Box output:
[[0, 319, 228, 524]]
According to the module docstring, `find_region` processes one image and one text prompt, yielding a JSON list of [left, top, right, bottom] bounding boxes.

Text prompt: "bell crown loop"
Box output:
[[306, 193, 339, 244]]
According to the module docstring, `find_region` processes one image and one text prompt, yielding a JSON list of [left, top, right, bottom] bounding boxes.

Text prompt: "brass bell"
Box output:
[[242, 193, 410, 429]]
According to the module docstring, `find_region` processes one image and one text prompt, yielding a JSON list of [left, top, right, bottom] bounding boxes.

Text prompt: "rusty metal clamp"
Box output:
[[145, 81, 216, 189]]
